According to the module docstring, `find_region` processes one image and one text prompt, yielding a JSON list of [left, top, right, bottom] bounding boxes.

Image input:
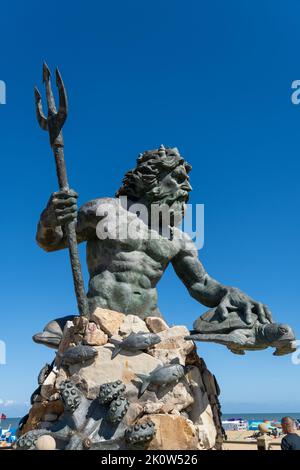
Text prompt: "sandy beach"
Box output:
[[222, 430, 300, 450]]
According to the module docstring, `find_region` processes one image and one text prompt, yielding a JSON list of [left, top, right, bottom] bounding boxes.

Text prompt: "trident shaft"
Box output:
[[35, 62, 89, 318]]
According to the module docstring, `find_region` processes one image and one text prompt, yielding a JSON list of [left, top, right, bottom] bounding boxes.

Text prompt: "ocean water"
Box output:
[[222, 413, 300, 422], [0, 418, 20, 430], [1, 413, 300, 431]]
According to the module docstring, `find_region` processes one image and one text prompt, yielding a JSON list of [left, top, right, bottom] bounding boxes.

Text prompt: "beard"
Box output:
[[147, 186, 189, 205], [143, 188, 189, 229]]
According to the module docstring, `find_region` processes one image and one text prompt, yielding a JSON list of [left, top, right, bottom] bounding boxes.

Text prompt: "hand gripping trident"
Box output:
[[34, 63, 89, 318]]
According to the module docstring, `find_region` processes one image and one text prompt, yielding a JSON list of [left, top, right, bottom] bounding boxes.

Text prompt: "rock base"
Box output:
[[19, 309, 223, 450]]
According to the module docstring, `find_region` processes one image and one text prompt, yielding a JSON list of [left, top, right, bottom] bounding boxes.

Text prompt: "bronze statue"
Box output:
[[20, 62, 296, 452], [34, 65, 295, 355]]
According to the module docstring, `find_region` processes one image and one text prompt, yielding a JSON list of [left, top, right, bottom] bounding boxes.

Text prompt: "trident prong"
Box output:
[[42, 62, 57, 116], [55, 68, 68, 126], [34, 87, 48, 131], [34, 62, 68, 148]]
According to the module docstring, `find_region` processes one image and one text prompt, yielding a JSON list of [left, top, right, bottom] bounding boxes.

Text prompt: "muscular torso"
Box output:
[[77, 198, 182, 318]]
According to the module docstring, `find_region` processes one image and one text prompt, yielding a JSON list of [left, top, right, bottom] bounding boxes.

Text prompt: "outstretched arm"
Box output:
[[171, 240, 227, 308], [36, 190, 99, 252], [172, 236, 272, 324]]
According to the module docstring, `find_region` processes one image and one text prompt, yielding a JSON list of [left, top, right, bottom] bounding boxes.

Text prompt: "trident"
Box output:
[[34, 63, 89, 318]]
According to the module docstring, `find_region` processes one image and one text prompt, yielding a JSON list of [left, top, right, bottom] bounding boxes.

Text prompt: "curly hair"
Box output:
[[116, 145, 192, 201]]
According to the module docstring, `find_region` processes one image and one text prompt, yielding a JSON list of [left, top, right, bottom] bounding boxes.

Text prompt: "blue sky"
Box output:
[[1, 0, 300, 417]]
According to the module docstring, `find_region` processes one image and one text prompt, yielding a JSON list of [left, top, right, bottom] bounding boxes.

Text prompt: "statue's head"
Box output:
[[116, 146, 192, 216]]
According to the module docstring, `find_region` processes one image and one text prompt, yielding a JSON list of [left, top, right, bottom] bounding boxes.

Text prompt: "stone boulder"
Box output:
[[119, 314, 150, 336], [143, 380, 194, 414], [83, 322, 108, 346], [186, 366, 217, 448], [145, 317, 169, 333], [21, 400, 64, 434], [147, 325, 194, 365], [36, 435, 56, 450], [91, 308, 125, 336], [139, 414, 199, 450]]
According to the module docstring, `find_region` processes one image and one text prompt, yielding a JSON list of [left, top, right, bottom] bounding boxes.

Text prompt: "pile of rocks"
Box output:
[[18, 309, 223, 450]]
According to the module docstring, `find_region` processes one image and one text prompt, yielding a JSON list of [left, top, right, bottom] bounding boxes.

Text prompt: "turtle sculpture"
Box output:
[[186, 308, 296, 356]]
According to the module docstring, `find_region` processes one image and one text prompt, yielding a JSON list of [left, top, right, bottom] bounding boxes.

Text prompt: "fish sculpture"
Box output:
[[32, 315, 74, 349], [109, 331, 161, 359], [136, 360, 185, 396], [58, 345, 98, 366]]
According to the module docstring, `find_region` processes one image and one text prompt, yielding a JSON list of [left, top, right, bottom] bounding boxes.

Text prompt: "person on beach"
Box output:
[[281, 417, 300, 450]]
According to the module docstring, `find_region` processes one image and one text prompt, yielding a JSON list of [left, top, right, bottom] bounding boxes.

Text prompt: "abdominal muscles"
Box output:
[[87, 270, 158, 319]]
